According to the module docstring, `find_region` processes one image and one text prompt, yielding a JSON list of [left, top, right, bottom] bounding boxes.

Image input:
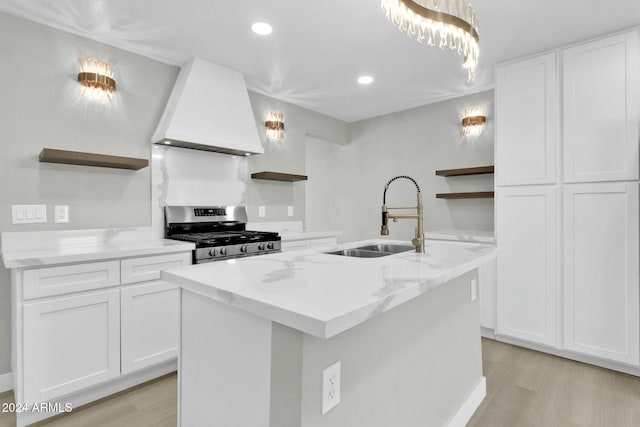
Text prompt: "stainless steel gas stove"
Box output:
[[164, 206, 281, 264]]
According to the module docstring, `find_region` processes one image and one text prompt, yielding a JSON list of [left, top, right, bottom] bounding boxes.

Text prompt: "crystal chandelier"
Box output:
[[381, 0, 480, 81]]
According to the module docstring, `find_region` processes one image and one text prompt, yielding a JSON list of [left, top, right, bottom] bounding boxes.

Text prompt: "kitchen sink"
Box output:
[[354, 244, 414, 254], [325, 244, 415, 258], [325, 249, 390, 258]]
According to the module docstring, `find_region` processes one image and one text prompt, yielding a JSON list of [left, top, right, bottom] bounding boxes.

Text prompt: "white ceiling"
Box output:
[[1, 0, 640, 122]]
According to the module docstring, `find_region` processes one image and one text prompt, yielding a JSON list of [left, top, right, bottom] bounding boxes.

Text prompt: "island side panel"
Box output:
[[270, 270, 483, 427], [180, 289, 272, 427]]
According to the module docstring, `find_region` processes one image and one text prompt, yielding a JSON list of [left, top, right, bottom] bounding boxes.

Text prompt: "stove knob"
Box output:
[[209, 248, 217, 257], [219, 247, 227, 256], [267, 242, 274, 250], [258, 243, 266, 250], [240, 245, 248, 253]]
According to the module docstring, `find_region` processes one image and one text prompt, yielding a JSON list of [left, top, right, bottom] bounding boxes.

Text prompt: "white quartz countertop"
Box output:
[[162, 238, 497, 339], [425, 229, 495, 244], [1, 228, 195, 268]]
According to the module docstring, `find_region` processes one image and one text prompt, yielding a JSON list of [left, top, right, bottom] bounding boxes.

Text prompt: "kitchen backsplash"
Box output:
[[151, 145, 248, 236]]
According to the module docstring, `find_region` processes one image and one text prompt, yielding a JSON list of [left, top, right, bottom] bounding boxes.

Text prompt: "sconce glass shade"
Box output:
[[78, 57, 116, 104], [265, 112, 285, 140], [461, 107, 486, 136]]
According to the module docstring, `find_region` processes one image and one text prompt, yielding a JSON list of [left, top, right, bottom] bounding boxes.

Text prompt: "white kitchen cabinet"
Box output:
[[563, 182, 639, 365], [563, 31, 639, 183], [11, 250, 190, 427], [121, 281, 180, 374], [496, 52, 558, 186], [496, 186, 558, 347], [23, 289, 120, 403]]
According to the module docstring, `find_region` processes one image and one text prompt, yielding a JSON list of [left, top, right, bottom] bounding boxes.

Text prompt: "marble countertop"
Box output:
[[425, 229, 495, 244], [1, 228, 195, 268], [162, 238, 497, 339]]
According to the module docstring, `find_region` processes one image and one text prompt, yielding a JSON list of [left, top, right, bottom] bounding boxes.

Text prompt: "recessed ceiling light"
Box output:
[[251, 22, 273, 35], [357, 75, 374, 85]]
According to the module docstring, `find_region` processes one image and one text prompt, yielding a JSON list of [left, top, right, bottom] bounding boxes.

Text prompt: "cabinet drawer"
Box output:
[[121, 252, 191, 284], [23, 261, 120, 300]]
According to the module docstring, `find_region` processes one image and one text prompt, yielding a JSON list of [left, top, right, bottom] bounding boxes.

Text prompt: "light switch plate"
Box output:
[[471, 278, 477, 301], [259, 206, 266, 218], [287, 206, 294, 217], [12, 205, 47, 224]]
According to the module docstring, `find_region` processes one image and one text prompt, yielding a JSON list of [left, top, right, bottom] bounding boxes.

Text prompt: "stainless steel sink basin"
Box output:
[[355, 244, 414, 254], [325, 249, 390, 258], [325, 244, 415, 258]]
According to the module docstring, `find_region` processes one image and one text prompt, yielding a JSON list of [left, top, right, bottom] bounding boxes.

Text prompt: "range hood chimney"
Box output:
[[151, 58, 264, 156]]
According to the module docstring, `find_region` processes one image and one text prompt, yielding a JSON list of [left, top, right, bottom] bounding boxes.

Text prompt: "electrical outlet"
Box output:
[[287, 206, 294, 217], [55, 205, 69, 223], [322, 361, 341, 415], [471, 278, 477, 301], [259, 206, 266, 218]]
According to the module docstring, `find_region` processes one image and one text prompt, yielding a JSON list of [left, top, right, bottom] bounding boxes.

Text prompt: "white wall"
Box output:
[[306, 90, 495, 243]]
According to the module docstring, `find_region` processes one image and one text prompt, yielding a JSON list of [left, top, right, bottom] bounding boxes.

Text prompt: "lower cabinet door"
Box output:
[[563, 182, 640, 365], [121, 281, 180, 374], [496, 186, 559, 346], [23, 289, 121, 403]]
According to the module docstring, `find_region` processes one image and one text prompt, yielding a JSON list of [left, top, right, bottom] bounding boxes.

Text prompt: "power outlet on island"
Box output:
[[322, 361, 341, 415]]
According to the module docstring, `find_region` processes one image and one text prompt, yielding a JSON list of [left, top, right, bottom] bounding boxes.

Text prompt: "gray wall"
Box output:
[[271, 270, 482, 427], [306, 90, 495, 243], [246, 91, 350, 223], [0, 12, 178, 375]]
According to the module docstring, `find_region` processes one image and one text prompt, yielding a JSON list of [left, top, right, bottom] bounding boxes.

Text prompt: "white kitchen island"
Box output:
[[162, 238, 497, 427]]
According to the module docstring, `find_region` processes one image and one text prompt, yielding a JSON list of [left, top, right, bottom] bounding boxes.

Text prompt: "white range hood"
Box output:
[[151, 58, 264, 156]]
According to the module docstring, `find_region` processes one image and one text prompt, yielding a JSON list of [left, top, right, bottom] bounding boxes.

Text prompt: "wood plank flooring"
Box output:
[[1, 339, 639, 426], [468, 339, 640, 426], [0, 373, 176, 427]]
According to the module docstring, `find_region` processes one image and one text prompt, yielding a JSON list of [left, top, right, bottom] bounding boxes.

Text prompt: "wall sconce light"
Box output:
[[77, 57, 116, 104], [265, 112, 285, 140], [461, 108, 486, 136]]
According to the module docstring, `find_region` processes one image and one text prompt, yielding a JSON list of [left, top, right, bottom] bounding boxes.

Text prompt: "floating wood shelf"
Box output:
[[436, 191, 495, 199], [251, 171, 308, 182], [39, 148, 148, 170], [435, 166, 494, 176]]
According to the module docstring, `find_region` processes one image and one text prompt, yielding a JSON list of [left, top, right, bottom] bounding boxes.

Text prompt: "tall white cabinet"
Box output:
[[496, 29, 640, 371]]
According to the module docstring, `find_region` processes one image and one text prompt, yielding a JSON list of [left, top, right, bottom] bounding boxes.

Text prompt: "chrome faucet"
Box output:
[[380, 175, 425, 253]]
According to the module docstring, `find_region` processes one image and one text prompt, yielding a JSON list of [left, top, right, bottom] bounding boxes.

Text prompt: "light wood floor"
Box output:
[[1, 339, 640, 426], [468, 339, 640, 426]]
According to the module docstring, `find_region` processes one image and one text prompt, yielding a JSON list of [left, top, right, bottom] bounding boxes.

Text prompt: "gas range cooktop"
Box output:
[[164, 206, 281, 263]]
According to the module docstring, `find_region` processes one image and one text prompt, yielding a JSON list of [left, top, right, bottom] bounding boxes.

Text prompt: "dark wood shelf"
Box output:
[[435, 166, 494, 176], [39, 148, 148, 170], [251, 171, 308, 182], [436, 191, 495, 199]]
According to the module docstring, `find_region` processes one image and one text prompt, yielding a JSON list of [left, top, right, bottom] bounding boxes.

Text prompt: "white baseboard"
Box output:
[[0, 372, 13, 393], [446, 376, 487, 427]]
